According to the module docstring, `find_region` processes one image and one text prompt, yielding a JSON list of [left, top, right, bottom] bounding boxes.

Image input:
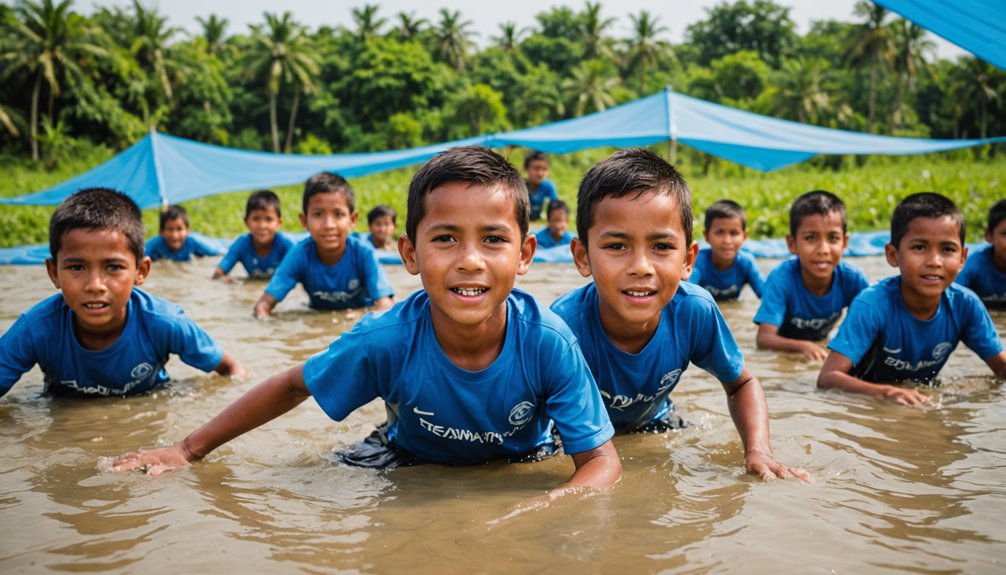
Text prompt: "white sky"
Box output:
[[80, 0, 967, 60]]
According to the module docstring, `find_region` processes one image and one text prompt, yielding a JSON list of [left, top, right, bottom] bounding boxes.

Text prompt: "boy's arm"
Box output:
[[254, 293, 279, 318], [0, 316, 39, 398], [817, 351, 929, 405], [113, 364, 310, 475], [984, 351, 1006, 379], [756, 323, 828, 361], [213, 351, 246, 378]]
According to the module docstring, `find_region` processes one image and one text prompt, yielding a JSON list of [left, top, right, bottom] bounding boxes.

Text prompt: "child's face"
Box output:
[[300, 191, 357, 256], [886, 216, 967, 304], [45, 228, 150, 341], [160, 217, 188, 252], [245, 207, 281, 246], [572, 192, 697, 331], [786, 211, 848, 284], [703, 216, 747, 265], [547, 209, 568, 240], [400, 182, 534, 332], [987, 219, 1006, 261], [526, 160, 548, 185], [369, 214, 396, 245]]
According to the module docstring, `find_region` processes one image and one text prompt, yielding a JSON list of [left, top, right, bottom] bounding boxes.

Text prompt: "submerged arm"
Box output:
[[818, 351, 929, 405], [756, 323, 828, 361]]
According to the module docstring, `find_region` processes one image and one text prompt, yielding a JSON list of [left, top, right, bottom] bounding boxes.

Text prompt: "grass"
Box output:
[[1, 144, 1002, 249]]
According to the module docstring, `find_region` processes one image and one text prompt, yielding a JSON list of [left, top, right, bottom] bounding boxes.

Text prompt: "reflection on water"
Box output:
[[2, 256, 1005, 573]]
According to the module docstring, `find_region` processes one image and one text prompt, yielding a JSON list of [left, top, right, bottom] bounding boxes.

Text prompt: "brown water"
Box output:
[[2, 256, 1005, 574]]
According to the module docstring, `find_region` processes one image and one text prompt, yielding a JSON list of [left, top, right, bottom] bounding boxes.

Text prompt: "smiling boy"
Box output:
[[113, 147, 621, 501], [213, 190, 294, 280], [689, 199, 765, 301], [145, 204, 220, 262], [955, 199, 1006, 308]]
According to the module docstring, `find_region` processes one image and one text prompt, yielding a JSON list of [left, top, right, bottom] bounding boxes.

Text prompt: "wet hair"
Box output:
[[546, 199, 569, 219], [988, 199, 1006, 233], [789, 190, 846, 237], [890, 192, 965, 248], [406, 145, 528, 240], [576, 149, 692, 249], [704, 199, 746, 231], [367, 204, 397, 225], [246, 189, 281, 219], [524, 150, 548, 169], [159, 204, 189, 231], [303, 172, 355, 214], [49, 187, 145, 263]]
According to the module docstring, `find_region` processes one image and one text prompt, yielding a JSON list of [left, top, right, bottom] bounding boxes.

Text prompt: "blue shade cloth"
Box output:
[[876, 0, 1006, 72]]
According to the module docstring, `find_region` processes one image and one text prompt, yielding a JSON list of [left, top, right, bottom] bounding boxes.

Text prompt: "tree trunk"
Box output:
[[269, 92, 280, 153], [889, 74, 905, 133], [284, 90, 300, 154], [30, 71, 41, 162], [867, 62, 877, 133]]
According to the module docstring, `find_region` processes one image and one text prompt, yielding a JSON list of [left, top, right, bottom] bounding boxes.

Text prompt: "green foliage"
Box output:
[[685, 0, 798, 67]]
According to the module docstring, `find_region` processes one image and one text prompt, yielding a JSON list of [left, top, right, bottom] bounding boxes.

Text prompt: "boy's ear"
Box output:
[[45, 258, 60, 290], [785, 235, 797, 255], [884, 243, 899, 268], [134, 256, 152, 286], [841, 232, 850, 252], [986, 229, 993, 243], [570, 237, 592, 278], [682, 240, 700, 280], [350, 211, 359, 226], [516, 234, 536, 276], [398, 235, 420, 276], [299, 212, 307, 229]]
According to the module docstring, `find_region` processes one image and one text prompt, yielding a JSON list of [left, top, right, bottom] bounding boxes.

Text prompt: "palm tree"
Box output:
[[768, 58, 833, 124], [0, 102, 21, 136], [351, 4, 385, 42], [842, 1, 892, 133], [196, 14, 229, 57], [395, 11, 426, 41], [433, 9, 475, 72], [625, 11, 672, 92], [245, 12, 321, 153], [580, 2, 615, 60], [562, 59, 620, 116], [492, 21, 526, 52], [888, 18, 933, 131], [126, 0, 181, 111], [948, 57, 1001, 139]]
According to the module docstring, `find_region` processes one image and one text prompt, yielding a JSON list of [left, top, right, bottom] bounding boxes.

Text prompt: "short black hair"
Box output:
[[303, 172, 355, 215], [705, 199, 746, 231], [367, 204, 397, 225], [406, 145, 528, 241], [988, 199, 1006, 233], [789, 190, 846, 237], [524, 150, 548, 169], [576, 149, 692, 249], [890, 192, 965, 248], [246, 189, 282, 219], [546, 199, 569, 219], [49, 187, 145, 263], [159, 204, 189, 231]]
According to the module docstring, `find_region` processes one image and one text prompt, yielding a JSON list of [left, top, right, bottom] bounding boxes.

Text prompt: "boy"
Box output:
[[213, 190, 295, 280], [365, 204, 397, 251], [754, 191, 869, 361], [113, 146, 621, 502], [145, 204, 221, 262], [254, 173, 395, 318], [525, 151, 558, 221], [955, 199, 1006, 308], [819, 193, 1006, 405], [534, 199, 575, 249], [0, 188, 244, 398], [551, 149, 808, 482], [689, 199, 765, 301]]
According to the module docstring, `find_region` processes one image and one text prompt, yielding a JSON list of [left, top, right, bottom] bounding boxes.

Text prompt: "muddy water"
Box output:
[[1, 256, 1004, 574]]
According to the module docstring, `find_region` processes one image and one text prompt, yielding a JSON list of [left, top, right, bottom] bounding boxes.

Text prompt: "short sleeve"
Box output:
[[264, 245, 304, 302], [753, 267, 789, 327], [542, 339, 614, 455], [960, 291, 1004, 360], [144, 237, 164, 260], [303, 329, 381, 421], [687, 262, 703, 286], [217, 236, 244, 274], [843, 265, 870, 306], [827, 294, 882, 364], [164, 311, 225, 372], [0, 314, 39, 396], [689, 301, 745, 384], [743, 254, 766, 298], [360, 249, 395, 303], [544, 180, 559, 202], [954, 263, 974, 289]]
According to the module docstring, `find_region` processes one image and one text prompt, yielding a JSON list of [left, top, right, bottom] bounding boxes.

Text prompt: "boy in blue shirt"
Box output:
[[113, 146, 621, 502], [955, 199, 1006, 308], [213, 190, 295, 280], [689, 199, 765, 301], [819, 193, 1006, 405], [534, 199, 575, 249], [365, 204, 397, 251], [0, 188, 244, 398], [551, 149, 808, 482], [754, 191, 869, 361], [525, 151, 559, 221], [145, 205, 220, 262], [254, 173, 395, 318]]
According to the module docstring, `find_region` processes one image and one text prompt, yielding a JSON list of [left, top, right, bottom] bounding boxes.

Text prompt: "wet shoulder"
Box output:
[[512, 288, 578, 347], [131, 288, 187, 324], [836, 260, 869, 288], [671, 281, 720, 317], [344, 290, 428, 346], [549, 284, 594, 329], [21, 292, 68, 325], [854, 276, 901, 310]]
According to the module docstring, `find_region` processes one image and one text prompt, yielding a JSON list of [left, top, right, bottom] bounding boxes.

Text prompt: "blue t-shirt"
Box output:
[[551, 282, 746, 431], [828, 276, 1003, 383], [218, 232, 295, 279], [145, 235, 220, 262], [689, 248, 765, 300], [955, 244, 1006, 307], [0, 288, 224, 397], [534, 228, 575, 250], [264, 235, 394, 310], [303, 289, 614, 465], [528, 179, 558, 221], [753, 258, 869, 340]]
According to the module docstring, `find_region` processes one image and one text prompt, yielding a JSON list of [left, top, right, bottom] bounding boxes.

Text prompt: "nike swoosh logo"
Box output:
[[413, 407, 434, 416], [883, 347, 902, 354]]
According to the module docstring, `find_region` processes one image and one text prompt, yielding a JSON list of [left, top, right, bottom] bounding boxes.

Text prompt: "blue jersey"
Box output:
[[551, 282, 745, 431], [218, 232, 295, 279], [534, 228, 575, 250], [955, 245, 1006, 307], [303, 289, 614, 465], [145, 235, 220, 262], [0, 288, 224, 397], [689, 248, 765, 300], [754, 258, 869, 340], [829, 277, 1003, 383], [528, 179, 558, 221], [265, 235, 394, 310]]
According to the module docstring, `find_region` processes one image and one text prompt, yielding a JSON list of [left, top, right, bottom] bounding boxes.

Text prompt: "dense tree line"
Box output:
[[1, 0, 1003, 168]]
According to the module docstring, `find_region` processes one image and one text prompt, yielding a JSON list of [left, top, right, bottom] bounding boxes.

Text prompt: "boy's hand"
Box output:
[[800, 341, 829, 362], [111, 444, 195, 477], [880, 385, 930, 406], [745, 450, 812, 483]]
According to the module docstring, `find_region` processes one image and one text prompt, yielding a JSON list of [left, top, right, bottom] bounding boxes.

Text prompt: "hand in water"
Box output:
[[882, 385, 930, 406], [487, 484, 598, 525], [745, 451, 813, 483], [111, 445, 193, 477]]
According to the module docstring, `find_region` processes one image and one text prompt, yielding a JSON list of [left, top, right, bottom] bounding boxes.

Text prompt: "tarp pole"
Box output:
[[666, 85, 677, 165]]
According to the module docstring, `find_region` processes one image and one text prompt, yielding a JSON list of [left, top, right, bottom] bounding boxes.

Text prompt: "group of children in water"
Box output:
[[1, 146, 1004, 498]]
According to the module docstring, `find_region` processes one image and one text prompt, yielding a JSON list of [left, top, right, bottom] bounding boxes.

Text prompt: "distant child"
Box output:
[[254, 173, 395, 318], [145, 204, 221, 262], [551, 149, 808, 482], [0, 188, 245, 398], [535, 199, 575, 249], [819, 192, 1006, 405], [689, 199, 765, 301], [366, 204, 397, 251], [955, 199, 1006, 308], [525, 151, 558, 221], [753, 191, 869, 361], [113, 146, 621, 503], [213, 190, 295, 280]]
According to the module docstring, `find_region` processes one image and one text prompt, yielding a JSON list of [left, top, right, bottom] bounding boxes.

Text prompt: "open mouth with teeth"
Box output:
[[83, 302, 109, 309], [452, 287, 487, 297], [624, 290, 655, 297]]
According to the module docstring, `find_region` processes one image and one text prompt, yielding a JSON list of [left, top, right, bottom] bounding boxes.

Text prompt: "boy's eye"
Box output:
[[484, 235, 506, 244], [66, 264, 85, 271], [431, 234, 455, 243], [653, 243, 673, 251], [602, 242, 626, 251]]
